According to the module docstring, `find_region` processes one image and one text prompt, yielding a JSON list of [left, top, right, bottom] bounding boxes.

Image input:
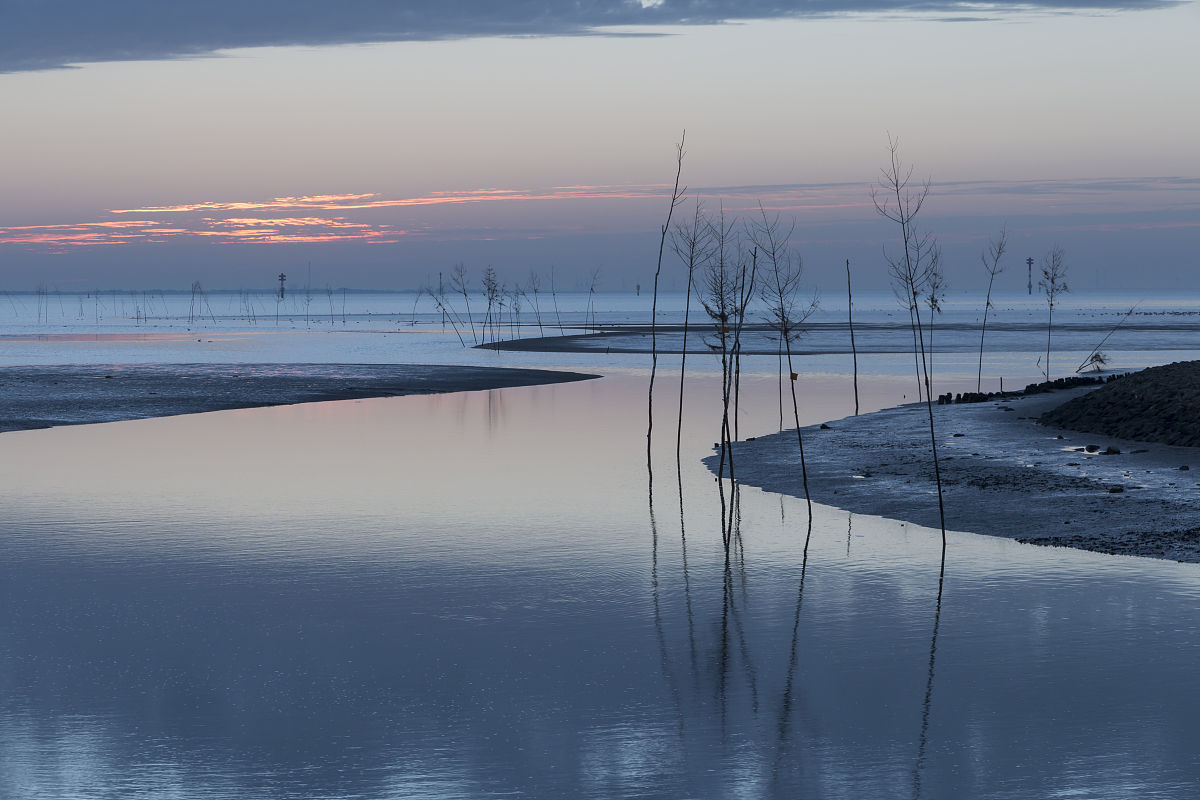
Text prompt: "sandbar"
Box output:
[[0, 363, 598, 432]]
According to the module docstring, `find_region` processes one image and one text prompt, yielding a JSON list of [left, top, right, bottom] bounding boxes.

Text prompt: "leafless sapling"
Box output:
[[846, 258, 859, 415], [549, 265, 564, 334], [670, 199, 712, 467], [648, 132, 687, 480], [754, 209, 818, 521], [924, 247, 945, 393], [700, 208, 742, 485], [449, 263, 478, 344], [1039, 245, 1069, 382], [973, 228, 1008, 392], [871, 135, 947, 552], [481, 266, 500, 343], [526, 270, 545, 336], [586, 269, 601, 333]]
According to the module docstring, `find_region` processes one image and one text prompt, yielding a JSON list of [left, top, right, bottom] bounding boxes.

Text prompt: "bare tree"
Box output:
[[977, 227, 1007, 392], [449, 263, 477, 344], [481, 266, 500, 343], [729, 242, 758, 445], [846, 258, 859, 415], [647, 131, 687, 478], [585, 269, 601, 333], [526, 270, 545, 336], [423, 286, 466, 346], [871, 135, 947, 552], [924, 247, 945, 393], [700, 208, 752, 487], [670, 199, 712, 467], [754, 208, 818, 521], [549, 265, 564, 334], [1039, 244, 1069, 382]]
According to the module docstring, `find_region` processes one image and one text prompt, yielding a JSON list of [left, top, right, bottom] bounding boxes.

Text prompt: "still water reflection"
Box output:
[[2, 374, 1200, 798]]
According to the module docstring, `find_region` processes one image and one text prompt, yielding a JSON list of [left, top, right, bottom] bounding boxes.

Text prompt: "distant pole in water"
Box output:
[[1026, 257, 1034, 295], [278, 272, 287, 300]]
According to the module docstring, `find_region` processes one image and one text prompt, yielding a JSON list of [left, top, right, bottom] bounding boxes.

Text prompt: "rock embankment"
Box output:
[[1039, 360, 1200, 447]]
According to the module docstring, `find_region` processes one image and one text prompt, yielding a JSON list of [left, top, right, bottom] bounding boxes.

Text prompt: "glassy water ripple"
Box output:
[[3, 371, 1200, 798]]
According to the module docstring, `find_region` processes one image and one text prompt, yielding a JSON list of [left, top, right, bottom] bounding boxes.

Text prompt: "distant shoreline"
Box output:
[[711, 382, 1200, 562], [0, 363, 598, 433]]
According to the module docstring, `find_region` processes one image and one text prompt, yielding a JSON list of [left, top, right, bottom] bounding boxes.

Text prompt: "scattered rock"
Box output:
[[953, 432, 965, 437], [1181, 465, 1191, 471], [1085, 444, 1100, 453], [1101, 446, 1121, 455], [820, 423, 831, 429], [1109, 486, 1125, 493]]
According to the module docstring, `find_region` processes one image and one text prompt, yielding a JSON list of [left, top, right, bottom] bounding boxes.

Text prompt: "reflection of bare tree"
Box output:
[[677, 470, 698, 682], [649, 486, 685, 739], [484, 388, 505, 436], [912, 550, 947, 799], [774, 512, 814, 781]]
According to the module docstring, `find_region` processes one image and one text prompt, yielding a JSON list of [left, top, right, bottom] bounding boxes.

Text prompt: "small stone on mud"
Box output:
[[1109, 486, 1125, 493], [1180, 465, 1191, 471], [953, 432, 964, 437], [1085, 444, 1100, 453], [820, 423, 831, 429]]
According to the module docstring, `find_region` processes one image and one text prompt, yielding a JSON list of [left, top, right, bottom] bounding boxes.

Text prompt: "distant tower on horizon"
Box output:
[[1026, 257, 1034, 295], [278, 272, 287, 300]]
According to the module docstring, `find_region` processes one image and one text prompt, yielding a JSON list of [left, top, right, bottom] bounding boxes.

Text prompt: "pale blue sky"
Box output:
[[0, 1, 1196, 290]]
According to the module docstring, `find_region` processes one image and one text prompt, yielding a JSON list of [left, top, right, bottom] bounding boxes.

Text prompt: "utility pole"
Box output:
[[278, 272, 287, 299], [1026, 257, 1034, 295]]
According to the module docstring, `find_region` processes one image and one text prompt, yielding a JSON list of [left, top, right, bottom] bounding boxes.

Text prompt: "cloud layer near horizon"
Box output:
[[1, 0, 1182, 72]]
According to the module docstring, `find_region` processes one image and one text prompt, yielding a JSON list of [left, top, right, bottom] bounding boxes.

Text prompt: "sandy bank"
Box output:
[[709, 385, 1200, 562], [0, 363, 598, 432]]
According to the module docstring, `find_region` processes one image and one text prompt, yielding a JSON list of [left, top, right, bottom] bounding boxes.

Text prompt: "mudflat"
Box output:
[[712, 379, 1200, 562], [0, 363, 598, 432]]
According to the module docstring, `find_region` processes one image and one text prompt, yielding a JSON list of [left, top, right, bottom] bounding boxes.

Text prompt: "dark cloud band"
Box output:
[[0, 0, 1182, 73]]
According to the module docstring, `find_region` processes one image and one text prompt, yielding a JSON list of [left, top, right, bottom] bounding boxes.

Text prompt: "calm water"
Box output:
[[3, 293, 1200, 797], [3, 368, 1200, 799]]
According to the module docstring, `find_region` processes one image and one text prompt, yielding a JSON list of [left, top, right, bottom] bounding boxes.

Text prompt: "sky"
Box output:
[[0, 0, 1197, 293]]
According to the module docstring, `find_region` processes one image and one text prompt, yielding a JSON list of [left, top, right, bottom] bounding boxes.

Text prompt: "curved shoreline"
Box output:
[[709, 387, 1200, 562], [0, 363, 599, 433]]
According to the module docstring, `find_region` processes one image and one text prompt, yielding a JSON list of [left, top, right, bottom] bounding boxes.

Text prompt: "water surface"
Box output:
[[3, 371, 1200, 798]]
